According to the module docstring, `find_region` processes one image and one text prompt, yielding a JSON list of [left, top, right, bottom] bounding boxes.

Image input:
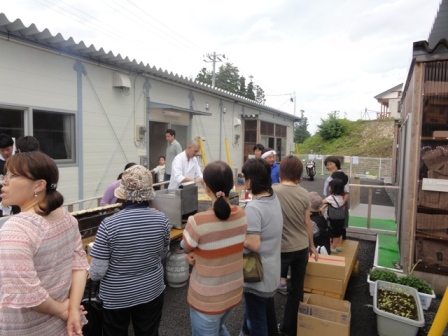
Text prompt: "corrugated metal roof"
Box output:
[[428, 0, 448, 48], [0, 13, 299, 121]]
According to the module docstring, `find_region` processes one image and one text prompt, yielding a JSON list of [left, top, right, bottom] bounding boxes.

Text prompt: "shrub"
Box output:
[[398, 276, 433, 295], [368, 268, 399, 283], [369, 268, 434, 294]]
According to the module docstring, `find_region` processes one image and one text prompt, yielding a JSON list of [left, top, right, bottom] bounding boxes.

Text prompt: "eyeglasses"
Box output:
[[0, 173, 19, 183]]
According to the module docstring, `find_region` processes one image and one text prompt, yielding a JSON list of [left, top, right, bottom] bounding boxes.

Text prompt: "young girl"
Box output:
[[320, 178, 346, 254]]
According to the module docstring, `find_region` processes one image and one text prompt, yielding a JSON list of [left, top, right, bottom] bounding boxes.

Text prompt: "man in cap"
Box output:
[[261, 148, 280, 184]]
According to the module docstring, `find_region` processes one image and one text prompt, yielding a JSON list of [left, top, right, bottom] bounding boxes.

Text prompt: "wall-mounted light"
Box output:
[[223, 107, 227, 113], [205, 102, 210, 110]]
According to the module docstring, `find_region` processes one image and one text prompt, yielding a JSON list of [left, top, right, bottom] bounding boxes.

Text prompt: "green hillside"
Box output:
[[297, 119, 395, 158]]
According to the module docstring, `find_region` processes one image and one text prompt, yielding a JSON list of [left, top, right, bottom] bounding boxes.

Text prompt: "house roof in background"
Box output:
[[374, 84, 403, 100], [0, 13, 299, 122]]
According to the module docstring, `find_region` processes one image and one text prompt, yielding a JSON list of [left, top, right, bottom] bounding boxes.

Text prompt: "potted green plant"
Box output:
[[367, 267, 436, 310], [373, 280, 425, 336]]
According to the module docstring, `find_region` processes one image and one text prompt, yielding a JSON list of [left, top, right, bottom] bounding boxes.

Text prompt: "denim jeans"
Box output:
[[189, 307, 232, 336], [279, 248, 309, 336], [241, 293, 278, 336]]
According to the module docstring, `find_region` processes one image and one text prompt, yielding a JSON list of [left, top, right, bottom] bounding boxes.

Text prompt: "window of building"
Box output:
[[33, 110, 76, 163], [0, 108, 24, 141], [0, 107, 76, 164]]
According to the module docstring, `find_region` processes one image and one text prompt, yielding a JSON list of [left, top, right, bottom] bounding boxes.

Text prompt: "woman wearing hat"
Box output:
[[89, 165, 170, 336]]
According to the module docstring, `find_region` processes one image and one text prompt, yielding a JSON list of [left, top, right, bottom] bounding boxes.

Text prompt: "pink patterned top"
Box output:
[[0, 210, 89, 335]]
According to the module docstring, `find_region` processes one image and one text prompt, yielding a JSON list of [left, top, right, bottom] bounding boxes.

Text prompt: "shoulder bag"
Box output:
[[328, 196, 345, 220], [82, 279, 103, 336], [243, 251, 264, 283]]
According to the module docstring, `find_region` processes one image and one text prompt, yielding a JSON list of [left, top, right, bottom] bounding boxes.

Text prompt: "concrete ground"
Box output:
[[129, 174, 447, 336]]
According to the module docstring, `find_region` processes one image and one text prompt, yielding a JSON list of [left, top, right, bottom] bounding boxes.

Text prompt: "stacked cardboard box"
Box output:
[[304, 255, 346, 296], [297, 293, 351, 336]]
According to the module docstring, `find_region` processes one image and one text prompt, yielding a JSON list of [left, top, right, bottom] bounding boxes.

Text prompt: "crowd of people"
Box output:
[[0, 132, 350, 336]]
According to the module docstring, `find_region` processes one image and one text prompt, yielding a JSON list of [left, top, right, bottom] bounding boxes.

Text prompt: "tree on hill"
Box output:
[[195, 63, 265, 103], [294, 117, 311, 143], [317, 114, 348, 140]]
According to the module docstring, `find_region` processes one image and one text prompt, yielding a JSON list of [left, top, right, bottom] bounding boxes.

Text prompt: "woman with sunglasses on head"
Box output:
[[239, 158, 283, 336], [0, 151, 89, 336]]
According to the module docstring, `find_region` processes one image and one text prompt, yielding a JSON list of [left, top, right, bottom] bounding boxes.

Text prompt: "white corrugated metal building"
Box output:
[[0, 13, 298, 208]]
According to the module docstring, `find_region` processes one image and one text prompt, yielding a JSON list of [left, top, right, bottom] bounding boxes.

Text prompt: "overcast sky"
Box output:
[[1, 0, 442, 133]]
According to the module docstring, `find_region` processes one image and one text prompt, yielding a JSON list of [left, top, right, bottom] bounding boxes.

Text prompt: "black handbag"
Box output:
[[328, 196, 345, 220], [81, 279, 103, 336], [243, 251, 264, 283]]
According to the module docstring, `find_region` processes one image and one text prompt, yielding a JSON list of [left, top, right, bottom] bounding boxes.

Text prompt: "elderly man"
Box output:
[[262, 148, 280, 184], [168, 139, 203, 189]]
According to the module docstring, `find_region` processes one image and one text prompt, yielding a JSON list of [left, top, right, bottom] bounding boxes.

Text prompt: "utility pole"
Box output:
[[331, 110, 340, 118], [292, 91, 296, 116], [203, 52, 226, 87]]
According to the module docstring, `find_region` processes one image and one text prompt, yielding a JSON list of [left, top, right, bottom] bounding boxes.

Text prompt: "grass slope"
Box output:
[[298, 119, 395, 158]]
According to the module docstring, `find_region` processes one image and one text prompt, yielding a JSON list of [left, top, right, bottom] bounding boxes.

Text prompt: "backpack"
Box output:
[[310, 213, 332, 238], [328, 196, 345, 220]]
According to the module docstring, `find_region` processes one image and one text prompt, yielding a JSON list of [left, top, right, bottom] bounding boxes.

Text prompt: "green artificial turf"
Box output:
[[349, 216, 397, 231], [376, 234, 400, 268]]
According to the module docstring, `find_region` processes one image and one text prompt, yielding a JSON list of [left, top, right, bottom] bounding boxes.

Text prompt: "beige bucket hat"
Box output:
[[114, 165, 155, 202]]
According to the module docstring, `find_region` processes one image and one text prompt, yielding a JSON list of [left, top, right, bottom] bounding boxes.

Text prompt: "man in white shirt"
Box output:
[[168, 139, 203, 189]]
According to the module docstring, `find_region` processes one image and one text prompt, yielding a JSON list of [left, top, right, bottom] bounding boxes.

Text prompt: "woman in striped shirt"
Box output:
[[89, 165, 170, 336], [182, 160, 247, 335]]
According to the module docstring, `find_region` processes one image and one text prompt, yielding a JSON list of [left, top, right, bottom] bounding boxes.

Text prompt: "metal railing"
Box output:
[[347, 182, 400, 241], [298, 154, 392, 181], [64, 180, 170, 212]]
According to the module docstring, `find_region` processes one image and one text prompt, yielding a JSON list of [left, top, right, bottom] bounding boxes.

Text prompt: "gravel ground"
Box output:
[[127, 175, 448, 335]]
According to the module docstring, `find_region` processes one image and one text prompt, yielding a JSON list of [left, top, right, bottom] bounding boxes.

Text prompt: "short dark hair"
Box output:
[[5, 151, 63, 216], [166, 129, 176, 137], [203, 161, 233, 220], [331, 171, 348, 185], [16, 136, 40, 152], [324, 156, 341, 170], [329, 178, 345, 195], [279, 155, 303, 182], [158, 156, 165, 160], [118, 162, 137, 180], [253, 143, 264, 152], [242, 158, 272, 195], [0, 134, 14, 149]]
